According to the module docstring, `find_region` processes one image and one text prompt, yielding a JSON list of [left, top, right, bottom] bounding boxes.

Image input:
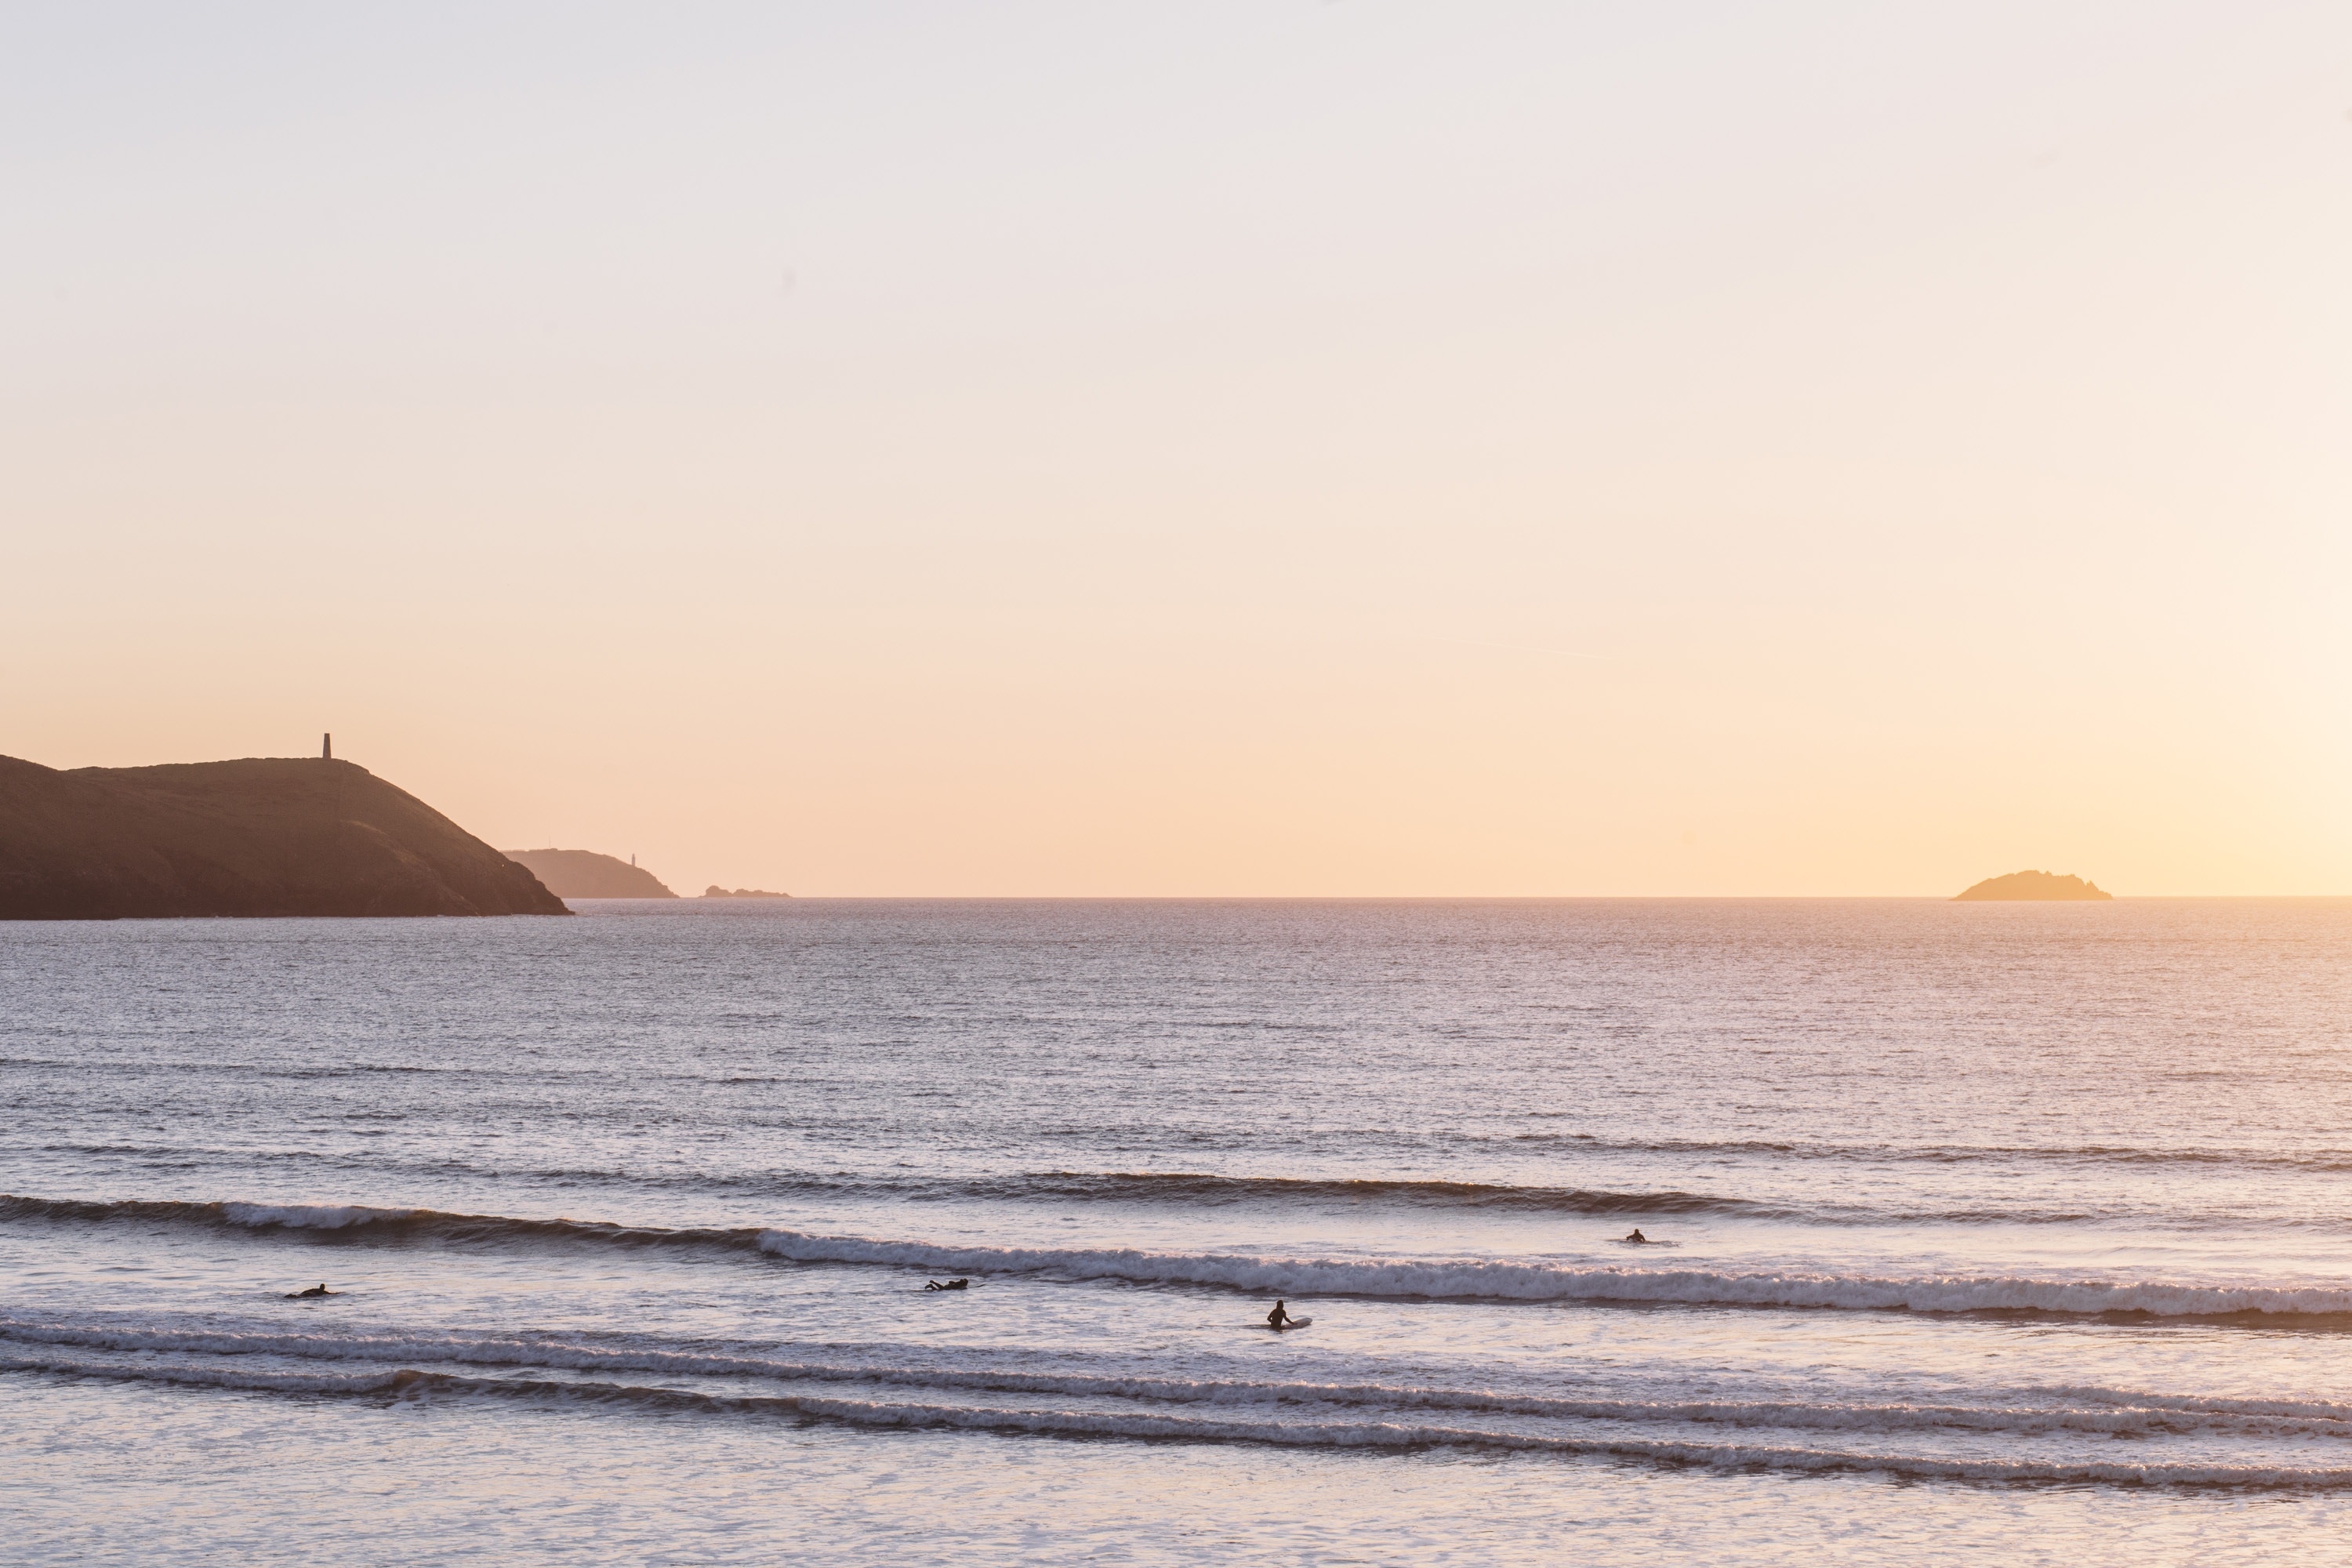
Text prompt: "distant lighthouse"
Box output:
[[322, 733, 332, 760]]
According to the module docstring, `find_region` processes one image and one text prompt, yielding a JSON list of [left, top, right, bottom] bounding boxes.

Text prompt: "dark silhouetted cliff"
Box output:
[[1952, 870, 2112, 902], [505, 848, 677, 898], [0, 754, 569, 920]]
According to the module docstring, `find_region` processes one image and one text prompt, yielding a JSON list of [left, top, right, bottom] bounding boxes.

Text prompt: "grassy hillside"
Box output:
[[0, 754, 569, 920]]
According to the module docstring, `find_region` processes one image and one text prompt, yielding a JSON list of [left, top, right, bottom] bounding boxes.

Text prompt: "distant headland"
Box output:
[[702, 886, 789, 899], [0, 753, 568, 920], [504, 848, 677, 899], [1953, 870, 2112, 902]]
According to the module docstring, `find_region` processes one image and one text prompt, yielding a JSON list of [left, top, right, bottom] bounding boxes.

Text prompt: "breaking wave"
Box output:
[[752, 1230, 2352, 1317], [1506, 1131, 2352, 1175], [0, 1194, 768, 1250], [15, 1163, 2337, 1230], [6, 1317, 2347, 1441], [11, 1193, 2349, 1320], [5, 1351, 2350, 1489]]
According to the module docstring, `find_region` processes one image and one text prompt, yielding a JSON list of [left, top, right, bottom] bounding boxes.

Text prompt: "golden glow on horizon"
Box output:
[[5, 4, 2350, 895]]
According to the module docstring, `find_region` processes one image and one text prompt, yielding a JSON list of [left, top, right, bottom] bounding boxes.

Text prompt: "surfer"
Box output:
[[924, 1279, 969, 1291], [285, 1283, 336, 1298], [1623, 1229, 1648, 1244], [1266, 1300, 1293, 1329]]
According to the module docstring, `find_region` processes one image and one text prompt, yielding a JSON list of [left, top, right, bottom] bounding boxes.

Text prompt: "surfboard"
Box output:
[[1261, 1316, 1312, 1330]]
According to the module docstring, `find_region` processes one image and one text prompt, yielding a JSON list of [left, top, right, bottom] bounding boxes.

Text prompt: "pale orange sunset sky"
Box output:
[[5, 3, 2350, 895]]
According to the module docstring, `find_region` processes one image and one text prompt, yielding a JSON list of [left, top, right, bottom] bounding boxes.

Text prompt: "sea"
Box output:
[[5, 898, 2351, 1564]]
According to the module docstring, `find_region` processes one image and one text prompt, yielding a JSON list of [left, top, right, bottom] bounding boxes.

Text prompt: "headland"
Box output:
[[0, 754, 568, 920], [505, 848, 677, 899]]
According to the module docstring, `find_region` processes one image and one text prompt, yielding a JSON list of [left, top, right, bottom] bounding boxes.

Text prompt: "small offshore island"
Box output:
[[495, 851, 789, 900], [1953, 869, 2112, 902], [0, 753, 568, 920]]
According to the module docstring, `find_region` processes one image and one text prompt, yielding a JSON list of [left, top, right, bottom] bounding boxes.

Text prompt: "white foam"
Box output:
[[2038, 1385, 2352, 1423], [220, 1202, 418, 1230]]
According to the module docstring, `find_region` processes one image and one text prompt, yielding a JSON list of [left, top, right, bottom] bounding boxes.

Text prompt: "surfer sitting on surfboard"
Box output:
[[1266, 1300, 1293, 1329]]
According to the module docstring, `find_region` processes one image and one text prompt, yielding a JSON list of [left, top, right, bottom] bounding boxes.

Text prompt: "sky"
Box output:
[[5, 2, 2350, 895]]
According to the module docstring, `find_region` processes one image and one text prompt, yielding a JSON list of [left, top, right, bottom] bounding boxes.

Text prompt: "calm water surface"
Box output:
[[5, 899, 2350, 1563]]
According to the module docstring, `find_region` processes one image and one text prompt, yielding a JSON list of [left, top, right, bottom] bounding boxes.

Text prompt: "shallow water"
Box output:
[[5, 898, 2350, 1562]]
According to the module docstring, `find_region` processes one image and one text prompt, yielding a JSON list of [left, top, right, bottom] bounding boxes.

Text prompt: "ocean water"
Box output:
[[4, 898, 2351, 1564]]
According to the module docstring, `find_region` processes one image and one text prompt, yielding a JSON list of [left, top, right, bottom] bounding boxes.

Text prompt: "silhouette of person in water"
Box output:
[[1266, 1300, 1293, 1329], [924, 1279, 969, 1291], [285, 1283, 336, 1298], [1623, 1229, 1649, 1244]]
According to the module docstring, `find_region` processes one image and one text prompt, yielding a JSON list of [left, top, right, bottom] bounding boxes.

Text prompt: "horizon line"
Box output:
[[565, 892, 2352, 902]]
